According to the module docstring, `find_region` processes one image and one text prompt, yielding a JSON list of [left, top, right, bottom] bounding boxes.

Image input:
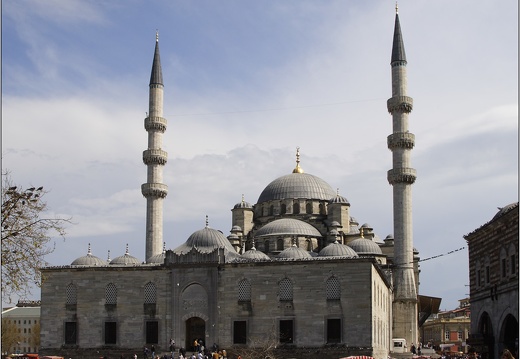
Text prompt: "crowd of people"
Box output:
[[141, 339, 228, 359]]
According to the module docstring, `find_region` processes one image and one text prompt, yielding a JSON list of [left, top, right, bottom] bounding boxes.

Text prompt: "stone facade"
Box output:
[[464, 203, 519, 359]]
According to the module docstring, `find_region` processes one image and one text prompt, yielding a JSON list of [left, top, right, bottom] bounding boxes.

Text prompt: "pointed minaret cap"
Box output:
[[150, 30, 164, 86], [391, 4, 407, 64], [292, 147, 304, 173]]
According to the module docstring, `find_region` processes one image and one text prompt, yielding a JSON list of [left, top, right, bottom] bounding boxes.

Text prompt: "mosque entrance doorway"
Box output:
[[186, 317, 205, 352]]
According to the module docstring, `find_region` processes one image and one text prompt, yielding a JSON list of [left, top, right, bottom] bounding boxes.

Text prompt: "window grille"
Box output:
[[105, 283, 117, 304], [66, 283, 77, 304], [144, 282, 157, 304], [238, 279, 251, 301], [326, 276, 341, 300], [279, 278, 293, 301]]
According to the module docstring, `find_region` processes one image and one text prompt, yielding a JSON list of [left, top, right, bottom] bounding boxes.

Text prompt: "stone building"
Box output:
[[1, 301, 41, 355], [39, 9, 420, 359], [421, 298, 471, 354], [465, 202, 519, 359]]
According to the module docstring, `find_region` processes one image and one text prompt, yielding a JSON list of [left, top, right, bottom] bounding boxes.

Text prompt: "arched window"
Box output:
[[144, 282, 157, 304], [319, 203, 326, 215], [293, 202, 300, 214], [238, 279, 251, 302], [306, 202, 313, 214], [279, 278, 293, 301], [105, 283, 117, 305], [281, 204, 287, 215], [326, 276, 341, 300], [269, 205, 274, 216], [277, 238, 284, 251], [66, 283, 77, 305], [264, 240, 270, 253]]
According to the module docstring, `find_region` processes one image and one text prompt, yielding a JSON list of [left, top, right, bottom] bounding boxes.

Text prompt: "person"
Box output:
[[193, 339, 198, 352], [502, 349, 515, 359], [151, 345, 156, 359], [170, 339, 176, 353], [144, 347, 149, 359], [411, 343, 417, 355]]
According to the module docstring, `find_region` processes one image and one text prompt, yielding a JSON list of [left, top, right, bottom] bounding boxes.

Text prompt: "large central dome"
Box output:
[[257, 172, 336, 204]]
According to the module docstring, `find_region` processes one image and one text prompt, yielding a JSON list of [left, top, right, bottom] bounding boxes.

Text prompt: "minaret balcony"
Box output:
[[144, 116, 167, 132], [387, 168, 417, 185], [143, 149, 168, 165], [141, 183, 168, 198], [387, 132, 415, 150], [387, 96, 413, 113]]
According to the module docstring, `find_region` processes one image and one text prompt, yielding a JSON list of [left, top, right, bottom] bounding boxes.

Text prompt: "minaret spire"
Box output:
[[142, 33, 168, 262], [386, 7, 418, 345]]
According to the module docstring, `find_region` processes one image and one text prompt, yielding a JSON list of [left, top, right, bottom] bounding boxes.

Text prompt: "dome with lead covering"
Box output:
[[319, 241, 358, 257], [110, 245, 140, 265], [348, 237, 383, 255], [257, 172, 336, 204], [277, 244, 312, 259], [241, 246, 271, 261], [173, 222, 239, 258], [71, 244, 108, 266], [255, 218, 321, 238]]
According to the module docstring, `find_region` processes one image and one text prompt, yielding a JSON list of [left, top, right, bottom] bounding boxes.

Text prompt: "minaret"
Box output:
[[142, 32, 168, 262], [386, 5, 418, 345]]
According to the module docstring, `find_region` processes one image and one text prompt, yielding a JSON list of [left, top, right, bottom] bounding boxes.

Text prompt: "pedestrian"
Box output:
[[502, 349, 515, 359], [170, 338, 176, 353], [144, 347, 149, 359], [151, 345, 156, 359], [411, 343, 416, 355]]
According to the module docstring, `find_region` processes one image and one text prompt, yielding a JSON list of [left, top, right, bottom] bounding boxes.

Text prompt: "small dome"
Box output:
[[233, 196, 253, 209], [330, 221, 341, 227], [384, 234, 394, 243], [174, 222, 239, 258], [110, 244, 140, 265], [348, 238, 383, 255], [147, 252, 166, 264], [71, 244, 108, 266], [255, 218, 321, 238], [319, 241, 358, 257], [231, 225, 242, 232], [492, 202, 519, 220], [278, 245, 312, 259], [329, 228, 339, 236], [227, 233, 239, 240], [241, 246, 271, 261], [329, 193, 350, 205]]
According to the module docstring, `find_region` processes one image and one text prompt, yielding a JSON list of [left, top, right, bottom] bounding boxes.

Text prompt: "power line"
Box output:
[[418, 247, 466, 263], [167, 97, 386, 117]]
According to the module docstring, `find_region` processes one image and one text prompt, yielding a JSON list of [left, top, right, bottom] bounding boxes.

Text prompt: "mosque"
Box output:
[[40, 9, 421, 359]]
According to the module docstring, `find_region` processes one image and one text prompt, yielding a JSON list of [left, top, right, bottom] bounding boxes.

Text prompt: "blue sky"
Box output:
[[2, 0, 518, 311]]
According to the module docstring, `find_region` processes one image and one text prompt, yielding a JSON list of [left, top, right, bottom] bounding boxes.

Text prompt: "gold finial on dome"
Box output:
[[395, 2, 398, 14], [205, 215, 209, 228], [156, 30, 159, 42], [360, 227, 365, 238], [292, 147, 304, 173]]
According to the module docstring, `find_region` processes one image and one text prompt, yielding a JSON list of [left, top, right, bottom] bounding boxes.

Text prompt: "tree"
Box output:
[[1, 170, 71, 303], [1, 317, 21, 354]]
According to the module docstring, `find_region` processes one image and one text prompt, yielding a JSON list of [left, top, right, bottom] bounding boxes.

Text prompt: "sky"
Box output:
[[2, 1, 518, 311]]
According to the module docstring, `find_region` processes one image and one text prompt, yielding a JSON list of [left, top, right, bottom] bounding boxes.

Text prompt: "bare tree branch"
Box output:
[[1, 170, 72, 303]]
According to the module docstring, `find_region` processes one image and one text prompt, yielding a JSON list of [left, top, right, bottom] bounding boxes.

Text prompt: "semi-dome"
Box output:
[[255, 218, 321, 238], [241, 246, 271, 261], [257, 172, 335, 204], [277, 244, 312, 259], [174, 224, 238, 257], [348, 238, 383, 255], [71, 244, 108, 266], [319, 241, 358, 257]]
